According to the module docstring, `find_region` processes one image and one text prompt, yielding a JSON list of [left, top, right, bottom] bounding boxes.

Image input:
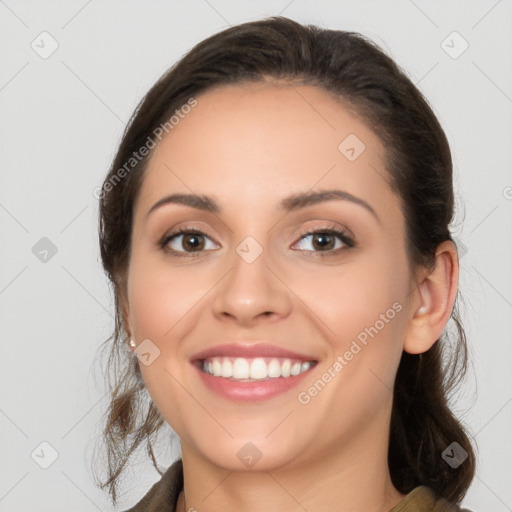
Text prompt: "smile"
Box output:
[[192, 357, 318, 402], [200, 356, 316, 381], [190, 342, 318, 402]]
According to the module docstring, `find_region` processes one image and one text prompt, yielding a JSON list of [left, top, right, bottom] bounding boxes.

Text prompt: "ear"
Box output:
[[118, 285, 134, 349], [403, 240, 459, 354]]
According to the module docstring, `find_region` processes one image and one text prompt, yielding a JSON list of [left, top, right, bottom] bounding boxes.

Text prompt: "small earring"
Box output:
[[417, 306, 427, 315], [128, 338, 136, 348]]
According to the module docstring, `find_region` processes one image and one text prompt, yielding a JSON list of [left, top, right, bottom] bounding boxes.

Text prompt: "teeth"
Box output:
[[250, 358, 267, 379], [267, 359, 281, 378], [281, 359, 291, 377], [212, 358, 222, 377], [233, 358, 249, 379], [221, 359, 233, 378], [302, 362, 312, 372], [201, 357, 315, 380], [290, 361, 302, 376]]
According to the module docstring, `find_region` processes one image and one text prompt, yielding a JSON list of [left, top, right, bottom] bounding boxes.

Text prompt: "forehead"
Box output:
[[136, 82, 399, 222]]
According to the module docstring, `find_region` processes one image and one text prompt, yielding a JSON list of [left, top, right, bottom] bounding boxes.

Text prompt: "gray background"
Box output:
[[1, 1, 511, 510]]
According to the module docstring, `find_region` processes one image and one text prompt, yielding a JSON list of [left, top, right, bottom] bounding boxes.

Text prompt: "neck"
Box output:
[[176, 425, 405, 512]]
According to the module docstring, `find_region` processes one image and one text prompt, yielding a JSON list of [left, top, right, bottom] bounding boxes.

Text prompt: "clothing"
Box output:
[[123, 458, 474, 512]]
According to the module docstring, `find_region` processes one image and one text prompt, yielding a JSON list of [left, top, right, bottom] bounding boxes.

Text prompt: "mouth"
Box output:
[[189, 343, 318, 402]]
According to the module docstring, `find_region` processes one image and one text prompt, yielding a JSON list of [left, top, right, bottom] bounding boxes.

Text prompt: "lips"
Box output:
[[190, 342, 319, 402], [190, 342, 318, 363]]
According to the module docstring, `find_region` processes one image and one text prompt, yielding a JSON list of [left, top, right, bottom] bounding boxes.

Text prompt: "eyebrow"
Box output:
[[146, 189, 379, 223]]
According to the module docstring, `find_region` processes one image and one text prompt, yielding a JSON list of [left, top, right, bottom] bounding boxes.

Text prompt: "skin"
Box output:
[[123, 81, 459, 512]]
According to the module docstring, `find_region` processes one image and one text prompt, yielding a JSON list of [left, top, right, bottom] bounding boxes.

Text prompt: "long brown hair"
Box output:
[[93, 16, 476, 506]]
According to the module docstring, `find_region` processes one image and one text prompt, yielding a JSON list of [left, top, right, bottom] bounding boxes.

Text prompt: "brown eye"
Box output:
[[310, 233, 336, 251], [180, 233, 205, 251], [161, 229, 219, 256], [293, 228, 354, 254]]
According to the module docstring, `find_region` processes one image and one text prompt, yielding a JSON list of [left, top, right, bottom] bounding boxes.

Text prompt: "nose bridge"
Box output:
[[212, 234, 292, 324]]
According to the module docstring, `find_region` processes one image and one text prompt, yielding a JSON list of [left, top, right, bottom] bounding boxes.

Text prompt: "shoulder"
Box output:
[[122, 458, 184, 512], [390, 486, 476, 512]]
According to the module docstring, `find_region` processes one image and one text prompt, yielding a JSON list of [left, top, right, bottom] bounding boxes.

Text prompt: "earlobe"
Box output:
[[403, 240, 459, 355], [123, 306, 136, 352]]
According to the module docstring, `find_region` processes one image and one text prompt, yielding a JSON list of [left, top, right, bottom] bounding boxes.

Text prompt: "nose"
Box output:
[[212, 245, 293, 327]]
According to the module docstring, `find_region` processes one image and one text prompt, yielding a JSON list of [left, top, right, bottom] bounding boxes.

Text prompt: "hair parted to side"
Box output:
[[93, 15, 476, 506]]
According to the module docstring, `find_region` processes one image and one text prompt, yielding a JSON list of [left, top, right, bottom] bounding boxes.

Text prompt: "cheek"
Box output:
[[125, 253, 223, 411], [127, 270, 178, 341], [299, 254, 408, 404], [125, 257, 200, 431], [300, 257, 405, 341], [299, 267, 406, 408], [127, 253, 211, 342]]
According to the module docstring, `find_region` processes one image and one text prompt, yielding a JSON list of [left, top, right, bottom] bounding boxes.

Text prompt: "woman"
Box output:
[[94, 16, 477, 511]]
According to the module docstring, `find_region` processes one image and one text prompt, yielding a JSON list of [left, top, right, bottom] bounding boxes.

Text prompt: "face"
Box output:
[[124, 82, 416, 472]]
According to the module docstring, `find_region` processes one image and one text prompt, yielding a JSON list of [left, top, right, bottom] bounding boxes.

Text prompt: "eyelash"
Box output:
[[158, 225, 355, 258], [295, 226, 355, 256]]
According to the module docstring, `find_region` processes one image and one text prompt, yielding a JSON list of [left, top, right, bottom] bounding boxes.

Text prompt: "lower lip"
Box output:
[[193, 362, 316, 403]]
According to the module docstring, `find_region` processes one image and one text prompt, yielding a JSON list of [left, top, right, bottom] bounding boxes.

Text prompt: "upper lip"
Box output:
[[190, 342, 317, 362]]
